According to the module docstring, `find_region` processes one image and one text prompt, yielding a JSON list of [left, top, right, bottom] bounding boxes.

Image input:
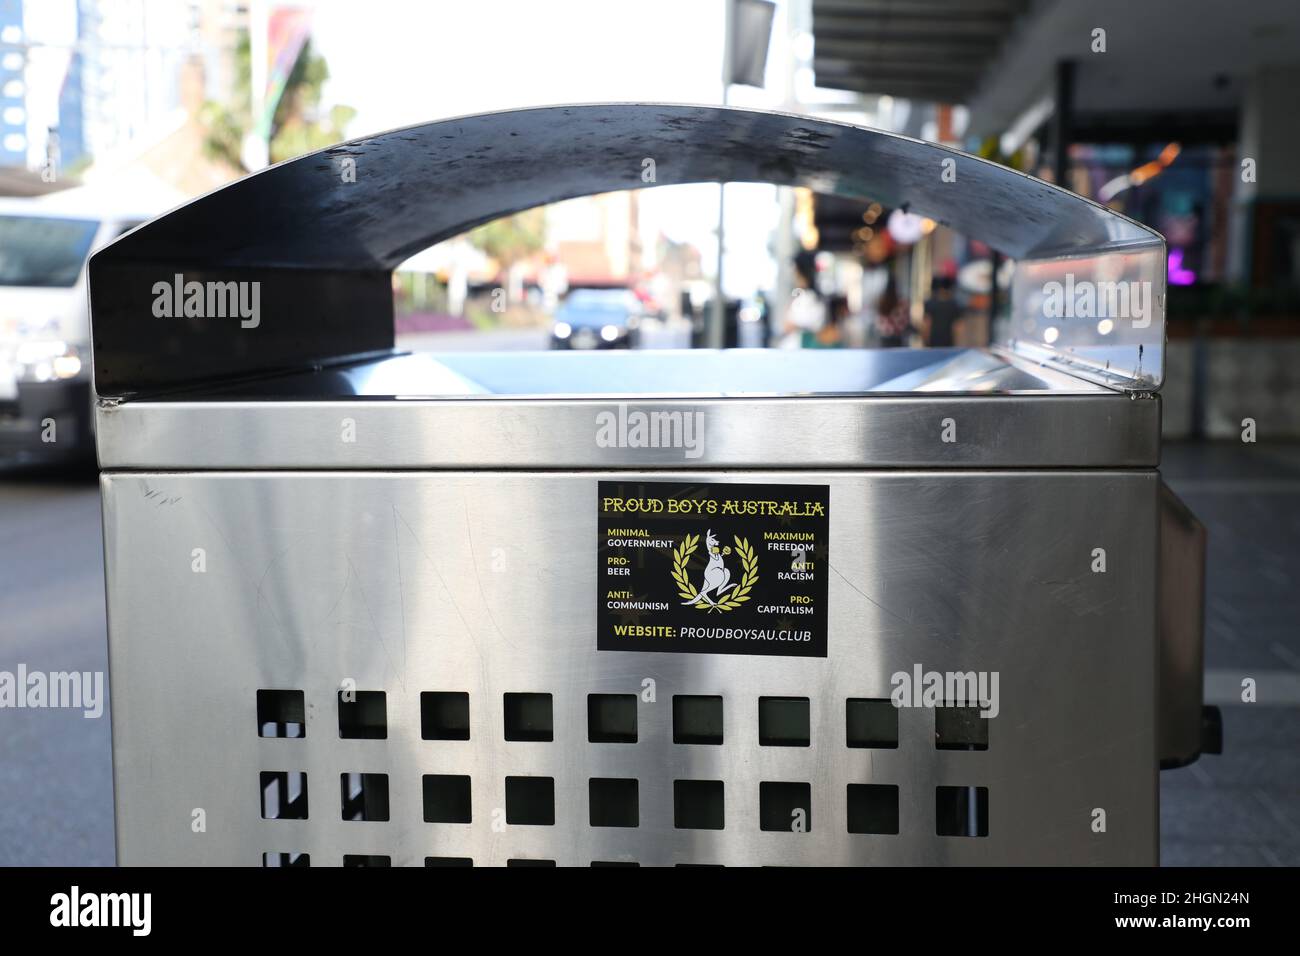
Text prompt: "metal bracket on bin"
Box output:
[[1158, 482, 1220, 769]]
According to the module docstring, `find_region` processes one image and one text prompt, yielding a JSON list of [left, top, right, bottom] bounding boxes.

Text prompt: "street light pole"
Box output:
[[242, 0, 270, 171], [709, 0, 734, 351]]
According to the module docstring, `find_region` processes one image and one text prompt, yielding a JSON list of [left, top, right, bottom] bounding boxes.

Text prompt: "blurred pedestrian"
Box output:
[[923, 276, 962, 348], [875, 277, 910, 348], [781, 251, 827, 348], [801, 294, 846, 348]]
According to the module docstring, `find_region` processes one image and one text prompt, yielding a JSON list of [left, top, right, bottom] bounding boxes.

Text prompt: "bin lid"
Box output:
[[89, 103, 1166, 400], [93, 343, 1160, 469]]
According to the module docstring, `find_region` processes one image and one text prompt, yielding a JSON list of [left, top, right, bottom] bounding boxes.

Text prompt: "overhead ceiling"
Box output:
[[812, 0, 1300, 137], [811, 0, 1031, 104]]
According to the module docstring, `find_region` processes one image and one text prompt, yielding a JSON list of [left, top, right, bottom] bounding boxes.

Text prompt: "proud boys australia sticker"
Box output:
[[597, 481, 829, 657]]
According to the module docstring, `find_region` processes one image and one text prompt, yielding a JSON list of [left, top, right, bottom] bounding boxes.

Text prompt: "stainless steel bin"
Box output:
[[89, 104, 1207, 866]]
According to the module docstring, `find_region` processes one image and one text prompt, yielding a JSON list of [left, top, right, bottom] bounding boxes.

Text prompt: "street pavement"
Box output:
[[0, 443, 1296, 866], [1159, 442, 1300, 865], [0, 474, 113, 865]]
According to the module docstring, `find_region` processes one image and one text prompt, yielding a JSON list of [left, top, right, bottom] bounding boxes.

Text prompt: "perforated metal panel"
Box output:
[[103, 470, 1158, 866]]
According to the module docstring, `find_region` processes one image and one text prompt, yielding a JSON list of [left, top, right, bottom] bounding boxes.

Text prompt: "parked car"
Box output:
[[549, 287, 642, 349], [0, 192, 160, 467]]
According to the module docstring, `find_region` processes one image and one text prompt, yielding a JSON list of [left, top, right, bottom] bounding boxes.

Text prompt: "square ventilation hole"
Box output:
[[337, 690, 387, 739], [673, 780, 724, 830], [759, 782, 812, 833], [936, 786, 989, 837], [758, 697, 810, 747], [588, 694, 637, 743], [262, 852, 310, 867], [503, 693, 553, 742], [257, 689, 305, 738], [505, 776, 555, 825], [935, 705, 990, 751], [340, 772, 390, 822], [422, 774, 472, 824], [589, 777, 639, 828], [846, 698, 899, 749], [420, 692, 470, 741], [507, 859, 556, 867], [425, 857, 473, 867], [343, 855, 391, 867], [259, 771, 308, 820], [673, 695, 723, 745], [847, 784, 899, 835]]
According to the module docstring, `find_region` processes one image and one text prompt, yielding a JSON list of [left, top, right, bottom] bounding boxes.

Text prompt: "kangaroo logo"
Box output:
[[671, 528, 759, 613], [683, 529, 735, 606]]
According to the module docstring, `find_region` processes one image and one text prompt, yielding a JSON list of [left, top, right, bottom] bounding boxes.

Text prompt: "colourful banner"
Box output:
[[256, 6, 313, 140]]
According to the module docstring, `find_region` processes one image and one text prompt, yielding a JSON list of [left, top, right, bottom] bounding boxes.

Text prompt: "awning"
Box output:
[[811, 0, 1028, 104]]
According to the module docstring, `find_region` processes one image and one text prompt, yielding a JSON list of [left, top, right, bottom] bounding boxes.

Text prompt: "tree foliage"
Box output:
[[467, 207, 546, 272], [202, 31, 355, 170]]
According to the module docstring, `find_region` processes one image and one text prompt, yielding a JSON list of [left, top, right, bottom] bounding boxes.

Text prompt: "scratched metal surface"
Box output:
[[103, 470, 1157, 866], [155, 348, 1111, 398], [93, 104, 1157, 270], [94, 391, 1159, 470]]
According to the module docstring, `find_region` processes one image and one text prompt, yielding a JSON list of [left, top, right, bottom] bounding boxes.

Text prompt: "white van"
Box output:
[[0, 193, 159, 467]]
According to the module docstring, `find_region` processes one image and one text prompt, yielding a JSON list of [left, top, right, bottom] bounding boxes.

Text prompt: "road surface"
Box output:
[[0, 474, 113, 865]]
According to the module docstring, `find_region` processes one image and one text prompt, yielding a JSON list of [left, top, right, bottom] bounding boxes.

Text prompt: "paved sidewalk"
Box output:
[[1160, 442, 1300, 865], [0, 476, 113, 866]]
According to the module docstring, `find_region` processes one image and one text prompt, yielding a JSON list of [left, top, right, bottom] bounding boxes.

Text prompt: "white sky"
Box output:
[[312, 0, 729, 134], [23, 0, 817, 296], [311, 0, 789, 295]]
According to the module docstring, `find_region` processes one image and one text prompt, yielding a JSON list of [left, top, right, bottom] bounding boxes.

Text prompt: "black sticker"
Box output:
[[597, 481, 829, 657]]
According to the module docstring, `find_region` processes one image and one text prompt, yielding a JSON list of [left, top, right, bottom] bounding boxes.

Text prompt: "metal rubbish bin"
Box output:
[[90, 104, 1211, 867]]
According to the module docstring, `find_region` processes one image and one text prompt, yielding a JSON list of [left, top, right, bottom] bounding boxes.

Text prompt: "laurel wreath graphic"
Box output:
[[671, 534, 759, 613]]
